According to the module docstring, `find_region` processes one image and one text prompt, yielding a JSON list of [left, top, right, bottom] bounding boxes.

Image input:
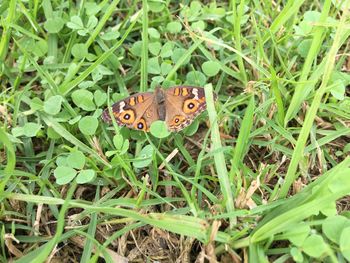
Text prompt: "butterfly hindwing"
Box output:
[[102, 92, 156, 131]]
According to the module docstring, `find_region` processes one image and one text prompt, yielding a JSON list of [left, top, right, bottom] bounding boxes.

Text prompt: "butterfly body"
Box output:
[[102, 86, 209, 132]]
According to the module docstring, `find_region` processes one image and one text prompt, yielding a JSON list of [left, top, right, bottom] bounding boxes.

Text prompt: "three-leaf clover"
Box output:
[[105, 134, 130, 157], [66, 15, 98, 36], [54, 150, 96, 185]]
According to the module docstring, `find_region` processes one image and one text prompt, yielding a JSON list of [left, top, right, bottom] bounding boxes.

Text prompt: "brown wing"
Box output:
[[102, 91, 159, 132], [164, 86, 207, 132]]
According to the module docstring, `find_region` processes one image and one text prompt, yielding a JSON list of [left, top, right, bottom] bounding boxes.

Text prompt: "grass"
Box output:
[[1, 0, 350, 262]]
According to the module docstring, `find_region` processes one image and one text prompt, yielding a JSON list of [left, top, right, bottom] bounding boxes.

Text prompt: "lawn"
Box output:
[[1, 0, 350, 262]]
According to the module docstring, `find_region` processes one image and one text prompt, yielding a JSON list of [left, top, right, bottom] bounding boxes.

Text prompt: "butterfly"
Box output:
[[102, 86, 212, 132]]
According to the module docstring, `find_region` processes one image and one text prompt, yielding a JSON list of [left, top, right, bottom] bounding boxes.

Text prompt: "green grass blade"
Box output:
[[80, 187, 99, 262], [279, 6, 350, 198], [231, 0, 247, 84], [7, 193, 210, 242], [9, 23, 43, 41], [140, 0, 148, 92], [252, 163, 350, 242], [0, 0, 16, 62], [205, 84, 235, 225], [0, 128, 16, 198], [262, 0, 305, 43], [284, 0, 332, 124], [85, 0, 120, 48], [15, 183, 77, 263], [231, 95, 255, 170], [305, 127, 350, 153], [270, 68, 285, 125]]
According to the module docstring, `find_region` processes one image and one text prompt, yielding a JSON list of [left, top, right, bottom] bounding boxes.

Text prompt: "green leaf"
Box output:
[[172, 48, 190, 64], [43, 56, 55, 64], [162, 80, 176, 88], [100, 30, 120, 41], [202, 3, 225, 19], [71, 43, 88, 59], [92, 65, 113, 82], [77, 29, 89, 36], [23, 123, 42, 137], [47, 126, 61, 139], [191, 20, 206, 31], [150, 121, 171, 138], [181, 1, 202, 21], [120, 139, 130, 155], [30, 97, 43, 111], [202, 61, 220, 77], [85, 2, 101, 16], [183, 119, 199, 136], [76, 169, 96, 184], [54, 166, 77, 185], [79, 81, 94, 89], [95, 64, 114, 76], [344, 143, 350, 153], [330, 79, 345, 100], [44, 95, 63, 115], [113, 134, 124, 150], [322, 215, 350, 244], [68, 115, 82, 125], [160, 42, 174, 58], [148, 28, 160, 39], [32, 40, 48, 57], [340, 226, 350, 261], [78, 116, 98, 135], [94, 90, 107, 107], [148, 57, 161, 74], [67, 151, 86, 170], [302, 234, 327, 258], [133, 145, 154, 168], [190, 1, 202, 14], [86, 16, 98, 30], [56, 156, 68, 167], [71, 89, 95, 111], [151, 75, 164, 86], [66, 15, 84, 30], [186, 71, 207, 86], [93, 109, 102, 119], [295, 11, 321, 36], [12, 127, 24, 137], [148, 1, 164, 12], [161, 61, 172, 76], [320, 202, 337, 216], [290, 247, 303, 262], [284, 223, 310, 246], [44, 17, 65, 33], [297, 39, 312, 58], [130, 41, 143, 57], [203, 31, 223, 50], [149, 42, 161, 56], [166, 21, 182, 33]]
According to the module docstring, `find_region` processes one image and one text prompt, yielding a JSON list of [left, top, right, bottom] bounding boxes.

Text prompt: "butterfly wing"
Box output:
[[164, 86, 207, 132], [102, 92, 159, 132]]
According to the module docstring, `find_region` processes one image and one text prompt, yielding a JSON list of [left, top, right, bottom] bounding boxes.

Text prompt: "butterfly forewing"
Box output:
[[102, 92, 155, 131]]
